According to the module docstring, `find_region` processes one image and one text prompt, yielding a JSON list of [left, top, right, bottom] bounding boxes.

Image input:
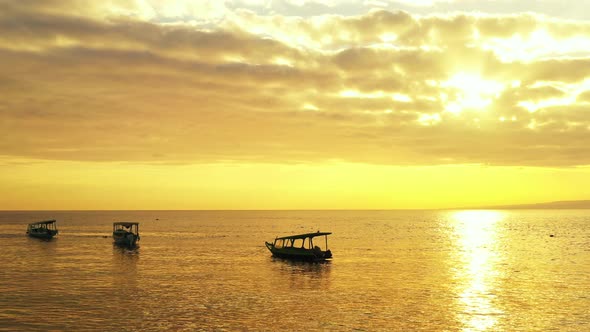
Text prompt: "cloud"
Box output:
[[1, 2, 590, 166]]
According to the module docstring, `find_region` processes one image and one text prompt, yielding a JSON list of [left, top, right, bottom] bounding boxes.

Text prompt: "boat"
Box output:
[[26, 220, 59, 239], [265, 231, 332, 261], [112, 222, 140, 247]]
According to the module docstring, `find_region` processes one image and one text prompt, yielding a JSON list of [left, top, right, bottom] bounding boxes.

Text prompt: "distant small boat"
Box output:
[[27, 220, 59, 239], [113, 222, 140, 247], [265, 231, 332, 261]]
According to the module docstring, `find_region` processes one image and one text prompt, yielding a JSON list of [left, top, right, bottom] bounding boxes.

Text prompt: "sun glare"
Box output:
[[517, 79, 590, 113], [442, 73, 504, 114], [451, 210, 504, 331], [482, 29, 590, 62]]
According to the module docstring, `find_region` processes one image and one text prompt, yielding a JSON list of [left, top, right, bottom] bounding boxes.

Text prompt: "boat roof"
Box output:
[[28, 220, 56, 225], [113, 222, 139, 226], [276, 232, 332, 240]]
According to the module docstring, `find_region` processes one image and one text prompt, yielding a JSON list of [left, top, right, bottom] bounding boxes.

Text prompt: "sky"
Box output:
[[2, 0, 590, 210]]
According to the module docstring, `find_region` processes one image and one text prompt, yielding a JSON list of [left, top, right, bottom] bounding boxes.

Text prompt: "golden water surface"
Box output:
[[0, 210, 588, 331]]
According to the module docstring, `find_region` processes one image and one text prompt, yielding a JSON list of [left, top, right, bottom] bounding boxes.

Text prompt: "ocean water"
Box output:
[[0, 209, 589, 331]]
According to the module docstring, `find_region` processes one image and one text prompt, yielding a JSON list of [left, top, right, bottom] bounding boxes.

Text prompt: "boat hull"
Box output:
[[265, 242, 332, 261], [113, 231, 139, 247], [27, 230, 58, 239]]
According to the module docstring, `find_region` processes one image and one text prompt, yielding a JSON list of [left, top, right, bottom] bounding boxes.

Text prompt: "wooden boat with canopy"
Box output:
[[265, 231, 332, 261], [27, 220, 59, 239], [113, 222, 140, 247]]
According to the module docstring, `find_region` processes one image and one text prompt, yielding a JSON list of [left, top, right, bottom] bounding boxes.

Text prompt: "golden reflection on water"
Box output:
[[452, 210, 504, 332]]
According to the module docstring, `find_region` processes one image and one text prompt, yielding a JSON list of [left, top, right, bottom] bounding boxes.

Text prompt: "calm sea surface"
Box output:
[[0, 210, 589, 331]]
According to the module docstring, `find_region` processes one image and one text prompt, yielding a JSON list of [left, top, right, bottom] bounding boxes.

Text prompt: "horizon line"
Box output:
[[2, 200, 590, 212]]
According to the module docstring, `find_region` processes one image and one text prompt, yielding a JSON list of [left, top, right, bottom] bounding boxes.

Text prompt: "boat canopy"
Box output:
[[28, 220, 56, 225], [275, 232, 332, 240], [113, 222, 139, 227]]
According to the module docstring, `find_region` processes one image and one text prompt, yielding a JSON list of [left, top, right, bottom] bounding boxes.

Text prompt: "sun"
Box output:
[[442, 72, 505, 114]]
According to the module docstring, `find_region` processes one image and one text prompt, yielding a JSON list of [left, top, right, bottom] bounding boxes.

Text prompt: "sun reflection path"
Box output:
[[452, 210, 505, 332]]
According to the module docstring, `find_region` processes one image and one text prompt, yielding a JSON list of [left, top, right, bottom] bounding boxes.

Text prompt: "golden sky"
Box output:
[[2, 0, 590, 209]]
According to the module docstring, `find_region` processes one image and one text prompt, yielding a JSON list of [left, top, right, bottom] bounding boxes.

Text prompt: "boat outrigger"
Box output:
[[265, 231, 332, 261], [113, 222, 140, 247], [27, 220, 59, 239]]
